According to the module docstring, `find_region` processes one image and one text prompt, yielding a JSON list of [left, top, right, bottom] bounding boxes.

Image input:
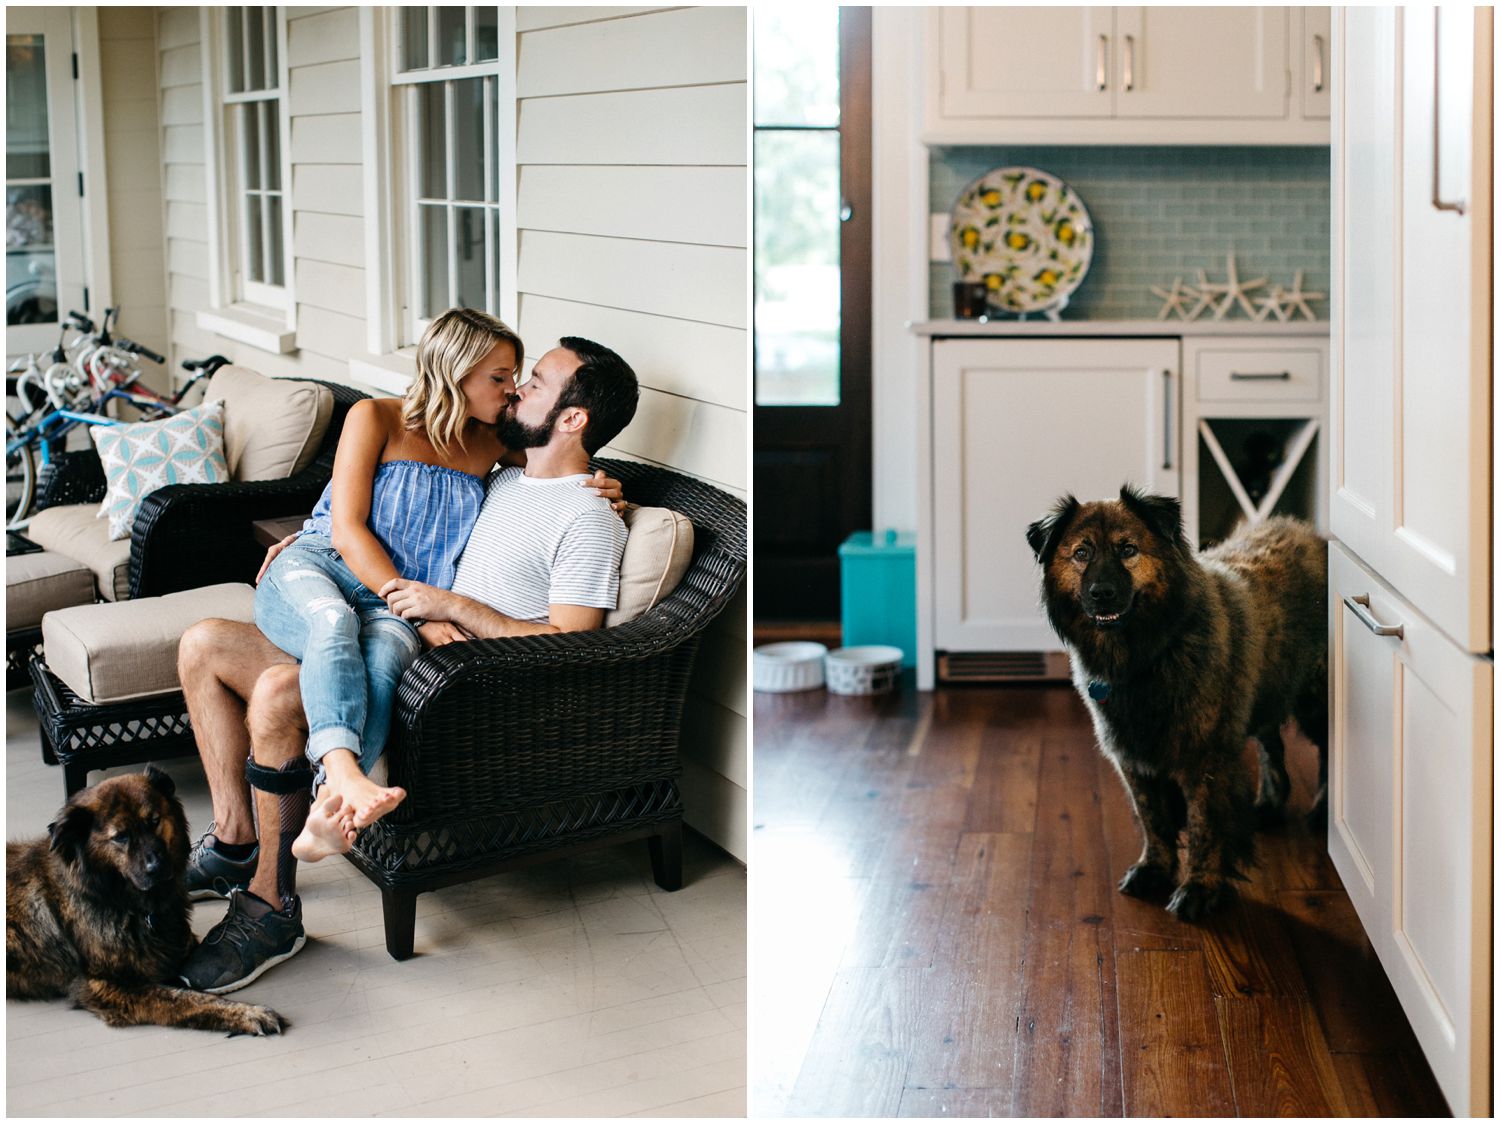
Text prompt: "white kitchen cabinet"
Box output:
[[926, 6, 1329, 144], [1300, 7, 1332, 119], [927, 338, 1179, 663], [1328, 543, 1492, 1117], [1329, 7, 1493, 1114]]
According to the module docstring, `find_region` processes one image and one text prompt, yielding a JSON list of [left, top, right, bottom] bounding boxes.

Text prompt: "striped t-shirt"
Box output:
[[450, 466, 627, 623]]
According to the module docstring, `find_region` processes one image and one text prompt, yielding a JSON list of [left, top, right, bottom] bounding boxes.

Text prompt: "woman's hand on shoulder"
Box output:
[[584, 468, 627, 514]]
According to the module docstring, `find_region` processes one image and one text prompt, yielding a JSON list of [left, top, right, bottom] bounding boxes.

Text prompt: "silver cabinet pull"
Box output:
[[1096, 34, 1108, 91], [1124, 34, 1135, 91], [1230, 370, 1292, 381], [1432, 10, 1468, 215], [1161, 369, 1172, 470], [1313, 33, 1325, 92], [1343, 594, 1405, 639]]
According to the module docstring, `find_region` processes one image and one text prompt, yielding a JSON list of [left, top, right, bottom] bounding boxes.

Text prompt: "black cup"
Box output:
[[953, 281, 990, 319]]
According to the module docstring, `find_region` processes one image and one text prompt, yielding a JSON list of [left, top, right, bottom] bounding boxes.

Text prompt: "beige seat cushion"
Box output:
[[25, 504, 131, 601], [205, 365, 334, 481], [606, 506, 694, 627], [6, 551, 96, 629], [41, 583, 257, 704]]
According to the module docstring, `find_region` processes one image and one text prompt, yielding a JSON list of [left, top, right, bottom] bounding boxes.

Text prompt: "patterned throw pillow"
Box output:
[[92, 400, 230, 540]]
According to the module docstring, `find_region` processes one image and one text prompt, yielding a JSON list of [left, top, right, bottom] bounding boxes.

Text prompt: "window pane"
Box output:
[[489, 76, 499, 202], [241, 103, 261, 190], [453, 78, 484, 203], [6, 36, 51, 179], [226, 8, 245, 93], [246, 7, 266, 93], [474, 6, 498, 61], [267, 193, 284, 286], [262, 99, 280, 189], [6, 186, 56, 326], [264, 6, 278, 88], [489, 207, 501, 311], [437, 6, 466, 67], [454, 206, 485, 308], [418, 84, 446, 199], [754, 130, 840, 406], [402, 6, 429, 71], [421, 204, 449, 316], [753, 7, 839, 127], [245, 191, 264, 283]]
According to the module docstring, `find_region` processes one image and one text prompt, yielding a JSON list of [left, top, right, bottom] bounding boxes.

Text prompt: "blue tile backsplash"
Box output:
[[929, 146, 1331, 321]]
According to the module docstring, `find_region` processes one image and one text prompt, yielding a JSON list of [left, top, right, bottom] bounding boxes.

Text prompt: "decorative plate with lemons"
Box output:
[[949, 166, 1094, 315]]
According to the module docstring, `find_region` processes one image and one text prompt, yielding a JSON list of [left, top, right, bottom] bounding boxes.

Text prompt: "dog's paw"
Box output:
[[1117, 862, 1174, 899], [226, 1003, 286, 1037], [1165, 879, 1228, 922]]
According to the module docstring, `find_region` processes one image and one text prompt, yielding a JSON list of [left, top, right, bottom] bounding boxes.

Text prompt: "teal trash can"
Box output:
[[839, 530, 917, 668]]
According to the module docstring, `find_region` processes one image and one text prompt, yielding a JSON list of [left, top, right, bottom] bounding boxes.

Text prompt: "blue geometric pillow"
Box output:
[[91, 400, 229, 540]]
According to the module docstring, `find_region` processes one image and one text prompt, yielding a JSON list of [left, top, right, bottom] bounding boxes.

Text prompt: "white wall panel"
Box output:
[[609, 387, 746, 492], [518, 165, 746, 248], [166, 201, 208, 241], [517, 84, 745, 166], [517, 8, 668, 33], [690, 623, 750, 721], [291, 114, 362, 164], [162, 124, 204, 164], [157, 7, 199, 49], [164, 164, 205, 204], [159, 44, 200, 87], [293, 211, 364, 267], [296, 259, 366, 319], [288, 59, 361, 115], [518, 7, 745, 97], [160, 85, 203, 127], [517, 294, 745, 410], [167, 238, 209, 280], [296, 306, 365, 361], [519, 230, 745, 328], [286, 7, 359, 67], [292, 164, 363, 217]]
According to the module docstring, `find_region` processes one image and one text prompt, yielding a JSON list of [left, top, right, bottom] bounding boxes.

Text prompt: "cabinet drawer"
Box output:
[[1196, 348, 1323, 402]]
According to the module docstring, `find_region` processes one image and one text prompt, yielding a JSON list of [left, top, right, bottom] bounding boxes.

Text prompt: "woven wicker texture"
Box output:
[[352, 458, 746, 886]]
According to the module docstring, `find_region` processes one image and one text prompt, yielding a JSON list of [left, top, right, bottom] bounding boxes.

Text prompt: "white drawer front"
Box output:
[[1196, 347, 1323, 402]]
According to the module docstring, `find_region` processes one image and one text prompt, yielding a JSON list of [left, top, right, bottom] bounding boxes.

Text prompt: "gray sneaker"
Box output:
[[180, 891, 305, 994], [184, 827, 258, 902]]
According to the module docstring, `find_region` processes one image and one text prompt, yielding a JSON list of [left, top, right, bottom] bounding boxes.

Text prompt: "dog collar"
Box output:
[[1087, 680, 1110, 701]]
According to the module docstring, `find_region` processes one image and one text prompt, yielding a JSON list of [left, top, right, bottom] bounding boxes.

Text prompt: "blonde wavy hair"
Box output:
[[401, 308, 524, 457]]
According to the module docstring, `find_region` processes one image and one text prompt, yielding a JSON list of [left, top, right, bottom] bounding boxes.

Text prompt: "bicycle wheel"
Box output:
[[6, 412, 36, 530]]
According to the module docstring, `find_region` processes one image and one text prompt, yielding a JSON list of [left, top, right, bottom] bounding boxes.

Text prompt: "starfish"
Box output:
[[1253, 283, 1290, 322], [1282, 270, 1325, 320], [1150, 276, 1195, 321], [1212, 253, 1267, 320], [1185, 269, 1227, 320]]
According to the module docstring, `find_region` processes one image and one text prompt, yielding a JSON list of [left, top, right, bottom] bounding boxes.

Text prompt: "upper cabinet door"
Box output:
[[1113, 7, 1288, 119], [1300, 7, 1332, 119], [936, 6, 1115, 119]]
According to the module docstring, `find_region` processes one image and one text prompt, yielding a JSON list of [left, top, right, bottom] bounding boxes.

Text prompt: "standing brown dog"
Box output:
[[1027, 486, 1327, 921], [7, 767, 284, 1034]]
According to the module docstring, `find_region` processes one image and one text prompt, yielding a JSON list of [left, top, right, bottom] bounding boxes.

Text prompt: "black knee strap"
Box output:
[[244, 757, 314, 795]]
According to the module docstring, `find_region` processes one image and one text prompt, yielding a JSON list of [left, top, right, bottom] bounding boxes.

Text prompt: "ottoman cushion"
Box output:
[[25, 504, 131, 601], [6, 551, 96, 629], [42, 583, 257, 704]]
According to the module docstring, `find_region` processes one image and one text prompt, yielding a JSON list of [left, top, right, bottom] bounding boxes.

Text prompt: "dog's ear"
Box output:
[[143, 764, 176, 799], [47, 803, 93, 860], [1026, 494, 1079, 563], [1119, 484, 1186, 548]]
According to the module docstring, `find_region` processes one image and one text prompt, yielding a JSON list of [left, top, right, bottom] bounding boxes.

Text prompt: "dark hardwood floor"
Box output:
[[752, 680, 1451, 1117]]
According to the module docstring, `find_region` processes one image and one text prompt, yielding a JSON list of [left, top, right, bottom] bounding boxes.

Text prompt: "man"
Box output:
[[175, 337, 639, 993]]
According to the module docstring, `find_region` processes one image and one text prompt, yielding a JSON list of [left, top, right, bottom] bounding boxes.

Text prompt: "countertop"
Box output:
[[910, 318, 1330, 338]]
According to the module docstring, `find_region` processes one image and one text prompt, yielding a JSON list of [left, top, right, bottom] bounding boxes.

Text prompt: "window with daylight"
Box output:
[[393, 6, 505, 345], [221, 6, 287, 308]]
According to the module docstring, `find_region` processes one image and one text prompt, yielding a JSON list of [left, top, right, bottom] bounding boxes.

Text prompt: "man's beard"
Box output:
[[496, 401, 559, 449]]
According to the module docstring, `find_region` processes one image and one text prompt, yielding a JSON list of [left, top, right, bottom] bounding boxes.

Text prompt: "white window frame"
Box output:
[[198, 5, 296, 353], [354, 6, 516, 385]]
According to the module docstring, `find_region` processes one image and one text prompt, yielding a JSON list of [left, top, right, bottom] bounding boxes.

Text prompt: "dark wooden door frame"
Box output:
[[753, 7, 873, 621]]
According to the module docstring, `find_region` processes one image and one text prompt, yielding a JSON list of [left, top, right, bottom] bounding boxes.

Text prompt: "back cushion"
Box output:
[[205, 366, 334, 481], [606, 506, 694, 627]]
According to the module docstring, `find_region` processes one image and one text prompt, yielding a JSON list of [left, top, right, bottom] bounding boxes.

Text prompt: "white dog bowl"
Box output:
[[753, 641, 828, 692], [824, 645, 904, 696]]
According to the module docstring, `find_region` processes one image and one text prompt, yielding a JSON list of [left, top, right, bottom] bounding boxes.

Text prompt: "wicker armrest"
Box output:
[[127, 472, 327, 598], [34, 449, 107, 511]]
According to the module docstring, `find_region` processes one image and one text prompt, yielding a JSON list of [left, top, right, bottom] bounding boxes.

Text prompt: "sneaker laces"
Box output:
[[207, 894, 269, 947]]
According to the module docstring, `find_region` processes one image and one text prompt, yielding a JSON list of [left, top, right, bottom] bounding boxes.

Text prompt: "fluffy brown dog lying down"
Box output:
[[1027, 486, 1328, 921], [7, 767, 284, 1034]]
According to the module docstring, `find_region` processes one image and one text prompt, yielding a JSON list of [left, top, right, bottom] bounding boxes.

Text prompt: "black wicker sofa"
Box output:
[[346, 457, 747, 960]]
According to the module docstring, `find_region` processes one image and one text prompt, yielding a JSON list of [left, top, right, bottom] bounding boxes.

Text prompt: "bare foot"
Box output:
[[329, 770, 407, 829], [291, 791, 358, 863]]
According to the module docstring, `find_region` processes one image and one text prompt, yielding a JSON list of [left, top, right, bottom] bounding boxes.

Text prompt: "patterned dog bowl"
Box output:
[[753, 642, 828, 692], [824, 645, 904, 696]]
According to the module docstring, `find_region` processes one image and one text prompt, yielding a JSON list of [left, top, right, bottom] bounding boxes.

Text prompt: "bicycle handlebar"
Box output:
[[181, 354, 231, 377], [117, 337, 166, 365]]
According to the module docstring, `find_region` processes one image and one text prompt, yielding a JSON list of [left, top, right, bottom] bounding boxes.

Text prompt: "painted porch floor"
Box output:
[[752, 679, 1449, 1117], [5, 689, 745, 1118]]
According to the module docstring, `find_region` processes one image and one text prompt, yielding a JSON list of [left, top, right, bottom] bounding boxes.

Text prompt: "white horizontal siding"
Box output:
[[610, 388, 745, 493], [290, 114, 363, 164], [517, 166, 746, 248], [517, 7, 746, 97], [293, 211, 365, 268], [287, 59, 361, 115], [292, 164, 363, 217], [516, 7, 670, 33], [285, 7, 360, 67], [295, 259, 366, 319], [517, 84, 746, 166]]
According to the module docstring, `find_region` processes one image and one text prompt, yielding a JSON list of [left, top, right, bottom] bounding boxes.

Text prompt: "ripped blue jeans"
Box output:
[[253, 533, 421, 781]]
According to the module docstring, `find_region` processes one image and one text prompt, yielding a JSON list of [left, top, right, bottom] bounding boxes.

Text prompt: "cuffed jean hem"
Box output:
[[307, 725, 362, 764]]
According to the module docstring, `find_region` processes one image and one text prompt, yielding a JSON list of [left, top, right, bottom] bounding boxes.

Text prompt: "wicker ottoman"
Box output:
[[7, 550, 96, 691], [31, 583, 256, 795]]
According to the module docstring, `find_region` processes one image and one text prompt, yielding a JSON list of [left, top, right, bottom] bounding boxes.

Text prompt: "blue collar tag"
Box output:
[[1087, 680, 1111, 701]]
